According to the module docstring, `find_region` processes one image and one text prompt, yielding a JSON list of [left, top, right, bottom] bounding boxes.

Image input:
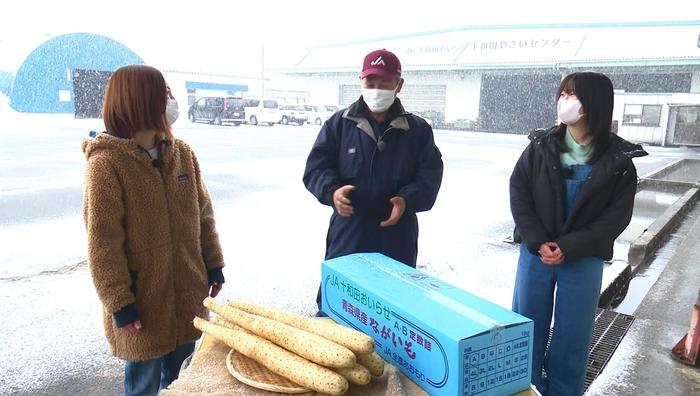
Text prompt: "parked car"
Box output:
[[307, 105, 339, 125], [243, 98, 280, 126], [188, 96, 245, 126], [452, 118, 476, 131], [278, 104, 309, 125], [414, 111, 434, 127], [415, 110, 445, 129]]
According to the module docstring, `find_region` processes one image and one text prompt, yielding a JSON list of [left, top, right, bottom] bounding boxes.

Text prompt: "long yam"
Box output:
[[229, 299, 374, 354], [204, 297, 355, 368], [193, 317, 349, 395], [357, 352, 385, 377], [333, 364, 371, 385]]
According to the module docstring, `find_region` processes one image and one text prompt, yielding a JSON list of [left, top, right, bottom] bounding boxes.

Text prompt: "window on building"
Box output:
[[623, 104, 662, 126], [673, 106, 700, 145]]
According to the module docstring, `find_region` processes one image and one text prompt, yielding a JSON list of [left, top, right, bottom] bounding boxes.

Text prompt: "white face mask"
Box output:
[[166, 97, 179, 125], [557, 97, 583, 125], [362, 88, 396, 113]]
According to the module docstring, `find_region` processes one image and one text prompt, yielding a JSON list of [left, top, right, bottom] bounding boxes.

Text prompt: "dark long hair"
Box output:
[[553, 72, 614, 163]]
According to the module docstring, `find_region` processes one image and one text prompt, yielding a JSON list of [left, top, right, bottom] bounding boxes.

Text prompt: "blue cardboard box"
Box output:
[[321, 253, 534, 396]]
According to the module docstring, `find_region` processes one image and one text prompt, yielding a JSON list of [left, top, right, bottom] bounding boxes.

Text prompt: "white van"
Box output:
[[307, 105, 340, 125], [243, 98, 280, 126]]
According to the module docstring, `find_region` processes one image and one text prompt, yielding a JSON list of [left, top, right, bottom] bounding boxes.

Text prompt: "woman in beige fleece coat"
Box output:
[[82, 65, 225, 396]]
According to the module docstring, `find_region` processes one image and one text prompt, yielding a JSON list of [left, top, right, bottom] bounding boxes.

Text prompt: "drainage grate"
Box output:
[[544, 309, 634, 393], [583, 309, 635, 392]]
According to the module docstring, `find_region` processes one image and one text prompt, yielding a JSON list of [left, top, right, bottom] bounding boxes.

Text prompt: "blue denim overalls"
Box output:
[[512, 164, 604, 396]]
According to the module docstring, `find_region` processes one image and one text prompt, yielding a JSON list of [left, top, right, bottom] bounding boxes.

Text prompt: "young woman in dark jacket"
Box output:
[[510, 72, 647, 396]]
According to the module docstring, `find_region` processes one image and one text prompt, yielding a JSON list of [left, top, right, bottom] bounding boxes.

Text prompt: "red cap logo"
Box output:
[[362, 49, 401, 80]]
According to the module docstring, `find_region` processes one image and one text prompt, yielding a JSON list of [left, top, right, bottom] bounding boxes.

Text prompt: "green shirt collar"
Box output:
[[561, 127, 592, 165]]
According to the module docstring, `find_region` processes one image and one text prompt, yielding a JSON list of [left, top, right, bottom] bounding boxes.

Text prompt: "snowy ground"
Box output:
[[0, 113, 698, 394]]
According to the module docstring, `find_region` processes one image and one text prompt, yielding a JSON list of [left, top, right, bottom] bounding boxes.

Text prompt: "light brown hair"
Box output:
[[102, 65, 172, 140]]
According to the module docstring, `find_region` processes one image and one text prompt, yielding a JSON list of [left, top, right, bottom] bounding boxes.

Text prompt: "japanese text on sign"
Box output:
[[403, 38, 573, 55]]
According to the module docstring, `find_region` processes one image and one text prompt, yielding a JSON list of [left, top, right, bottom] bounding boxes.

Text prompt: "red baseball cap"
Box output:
[[361, 49, 402, 80]]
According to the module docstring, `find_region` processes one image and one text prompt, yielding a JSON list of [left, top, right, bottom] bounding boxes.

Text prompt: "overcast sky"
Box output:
[[1, 0, 697, 74]]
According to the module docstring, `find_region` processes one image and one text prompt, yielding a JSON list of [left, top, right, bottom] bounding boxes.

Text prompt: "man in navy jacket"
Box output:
[[303, 49, 444, 311]]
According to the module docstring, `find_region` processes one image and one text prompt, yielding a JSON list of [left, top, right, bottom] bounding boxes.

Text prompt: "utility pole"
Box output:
[[261, 46, 265, 98]]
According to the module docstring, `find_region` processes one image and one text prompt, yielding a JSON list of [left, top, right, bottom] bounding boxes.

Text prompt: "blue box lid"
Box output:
[[324, 253, 531, 340]]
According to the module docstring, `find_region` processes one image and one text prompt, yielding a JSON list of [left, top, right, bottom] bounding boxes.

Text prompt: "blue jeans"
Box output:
[[512, 245, 603, 395], [124, 342, 195, 396]]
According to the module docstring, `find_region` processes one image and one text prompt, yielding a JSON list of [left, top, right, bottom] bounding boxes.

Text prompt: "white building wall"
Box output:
[[162, 71, 255, 107], [162, 71, 309, 108]]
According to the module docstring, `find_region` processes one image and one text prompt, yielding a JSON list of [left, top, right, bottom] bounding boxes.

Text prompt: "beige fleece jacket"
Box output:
[[82, 133, 224, 361]]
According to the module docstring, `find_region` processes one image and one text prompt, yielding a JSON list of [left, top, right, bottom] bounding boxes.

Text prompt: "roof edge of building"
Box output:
[[310, 20, 700, 50]]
